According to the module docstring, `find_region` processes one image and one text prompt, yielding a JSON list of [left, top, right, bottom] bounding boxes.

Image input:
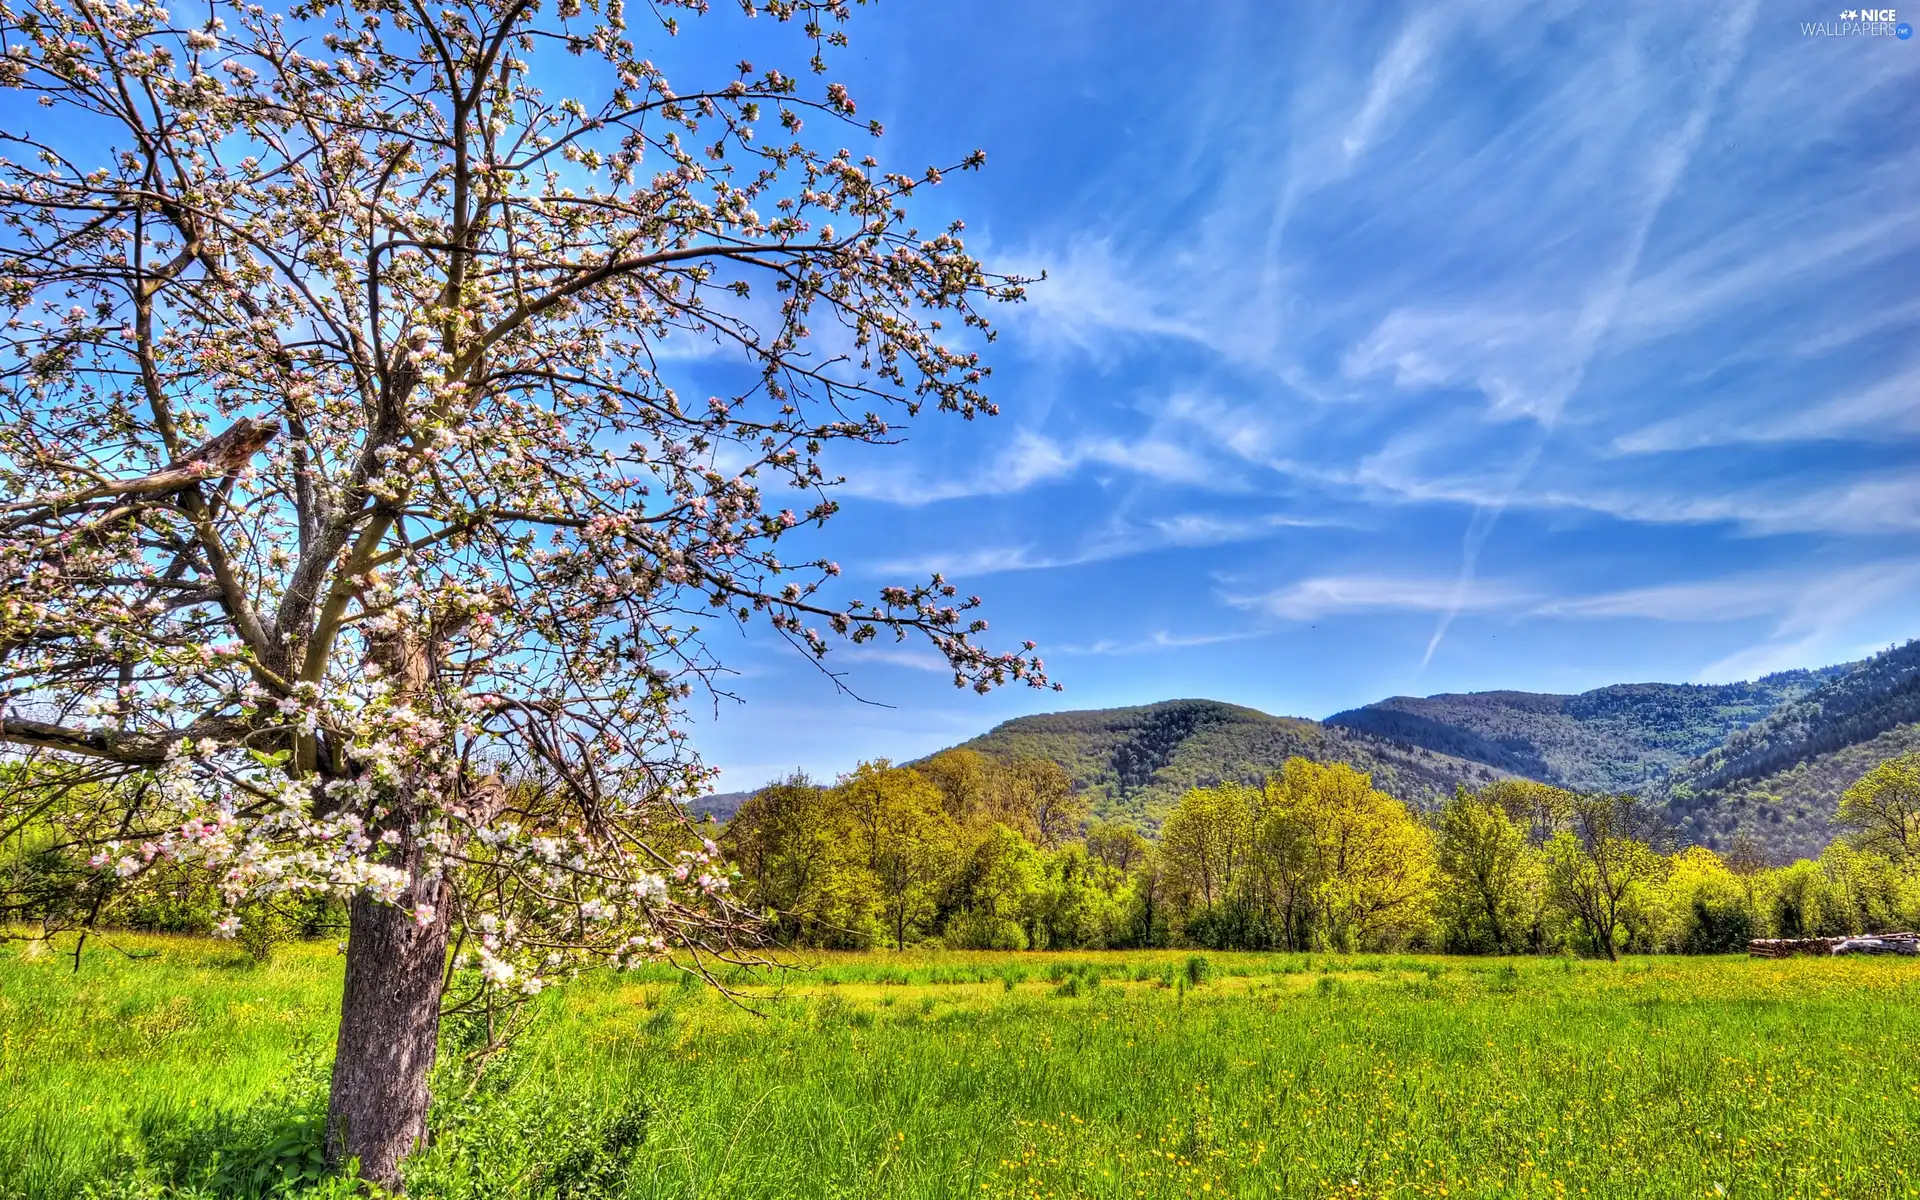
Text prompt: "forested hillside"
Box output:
[[1665, 642, 1920, 797], [1659, 642, 1920, 859], [1324, 671, 1845, 793], [1668, 722, 1920, 861], [688, 790, 753, 821], [699, 644, 1920, 858], [943, 699, 1505, 824]]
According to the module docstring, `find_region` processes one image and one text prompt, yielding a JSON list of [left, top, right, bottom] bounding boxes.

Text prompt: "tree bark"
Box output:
[[326, 875, 452, 1189]]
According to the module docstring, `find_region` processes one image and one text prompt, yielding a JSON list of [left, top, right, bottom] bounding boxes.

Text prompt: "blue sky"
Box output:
[[8, 2, 1912, 784], [687, 0, 1920, 788]]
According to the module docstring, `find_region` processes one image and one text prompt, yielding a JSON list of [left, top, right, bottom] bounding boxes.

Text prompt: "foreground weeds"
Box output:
[[3, 938, 1919, 1199]]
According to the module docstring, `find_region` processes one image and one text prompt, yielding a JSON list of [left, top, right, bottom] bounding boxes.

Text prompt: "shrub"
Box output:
[[234, 903, 294, 965], [1185, 955, 1212, 986], [941, 910, 1030, 951]]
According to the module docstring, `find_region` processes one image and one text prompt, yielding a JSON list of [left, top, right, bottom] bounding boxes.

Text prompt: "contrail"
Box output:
[[1418, 0, 1758, 674]]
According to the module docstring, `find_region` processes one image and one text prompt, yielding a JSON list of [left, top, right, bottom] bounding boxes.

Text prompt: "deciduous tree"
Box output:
[[723, 774, 872, 946], [837, 761, 953, 949], [1544, 795, 1666, 961], [1434, 786, 1534, 954], [1085, 819, 1147, 874], [1262, 759, 1435, 952], [1159, 780, 1257, 923], [1836, 753, 1920, 862], [0, 0, 1049, 1182], [1008, 757, 1086, 849]]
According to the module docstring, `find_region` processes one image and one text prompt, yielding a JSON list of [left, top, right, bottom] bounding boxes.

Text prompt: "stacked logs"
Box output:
[[1748, 937, 1848, 958], [1749, 932, 1919, 957], [1832, 932, 1919, 956]]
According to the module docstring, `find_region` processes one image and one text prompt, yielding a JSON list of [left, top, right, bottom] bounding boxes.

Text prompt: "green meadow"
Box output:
[[3, 937, 1918, 1200]]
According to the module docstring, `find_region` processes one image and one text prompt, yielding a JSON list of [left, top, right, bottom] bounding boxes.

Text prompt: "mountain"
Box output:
[[1662, 641, 1920, 860], [687, 790, 753, 821], [706, 642, 1920, 859], [1664, 642, 1920, 796], [1323, 671, 1848, 794], [1667, 722, 1920, 862], [943, 698, 1509, 826]]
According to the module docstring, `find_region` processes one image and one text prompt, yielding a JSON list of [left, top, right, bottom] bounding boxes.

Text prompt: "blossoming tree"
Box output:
[[0, 0, 1052, 1182]]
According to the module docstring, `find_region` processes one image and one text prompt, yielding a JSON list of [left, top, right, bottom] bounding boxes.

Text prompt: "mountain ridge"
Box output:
[[1325, 668, 1851, 794], [699, 641, 1920, 860], [942, 697, 1508, 824]]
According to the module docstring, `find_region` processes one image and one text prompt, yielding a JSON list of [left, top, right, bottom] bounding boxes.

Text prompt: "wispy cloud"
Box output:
[[1609, 189, 1920, 350], [1526, 562, 1920, 681], [841, 426, 1223, 507], [872, 544, 1065, 579], [1139, 510, 1344, 545], [1612, 359, 1920, 454], [873, 508, 1338, 580], [1340, 8, 1445, 163], [1534, 563, 1917, 622], [1353, 440, 1920, 536], [835, 645, 954, 673], [1056, 629, 1271, 657], [1343, 307, 1584, 425], [1006, 238, 1210, 356], [1534, 579, 1793, 623], [1694, 565, 1920, 681], [837, 430, 1077, 505], [1228, 574, 1535, 622]]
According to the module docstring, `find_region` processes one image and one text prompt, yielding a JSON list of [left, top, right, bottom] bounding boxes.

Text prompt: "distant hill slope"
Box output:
[[703, 643, 1920, 858], [687, 790, 752, 821], [1660, 641, 1920, 860], [1664, 642, 1920, 796], [1323, 670, 1846, 794], [944, 699, 1507, 826], [1668, 722, 1920, 862]]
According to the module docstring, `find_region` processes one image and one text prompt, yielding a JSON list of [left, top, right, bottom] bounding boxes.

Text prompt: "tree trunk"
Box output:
[[1596, 914, 1618, 961], [326, 876, 452, 1189]]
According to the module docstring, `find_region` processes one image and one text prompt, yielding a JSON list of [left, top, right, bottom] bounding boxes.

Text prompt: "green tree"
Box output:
[[1159, 782, 1260, 945], [1771, 860, 1829, 938], [1836, 754, 1920, 862], [1543, 795, 1665, 960], [724, 776, 874, 947], [917, 749, 997, 828], [941, 823, 1044, 950], [1125, 846, 1172, 949], [1262, 759, 1436, 952], [1033, 842, 1123, 949], [994, 758, 1088, 849], [1657, 847, 1755, 954], [1435, 787, 1535, 954], [838, 763, 955, 950], [1085, 820, 1150, 874], [1480, 779, 1575, 848], [1818, 842, 1908, 935]]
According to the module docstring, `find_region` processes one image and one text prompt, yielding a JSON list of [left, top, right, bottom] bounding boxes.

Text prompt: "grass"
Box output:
[[4, 936, 1920, 1198]]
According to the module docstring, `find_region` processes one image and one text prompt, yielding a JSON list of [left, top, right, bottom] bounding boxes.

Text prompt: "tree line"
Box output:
[[12, 748, 1917, 960], [722, 749, 1920, 958]]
